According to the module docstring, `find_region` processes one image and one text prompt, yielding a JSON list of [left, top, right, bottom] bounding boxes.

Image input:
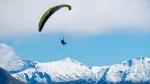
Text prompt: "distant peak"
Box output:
[[62, 57, 80, 63], [131, 57, 145, 60]]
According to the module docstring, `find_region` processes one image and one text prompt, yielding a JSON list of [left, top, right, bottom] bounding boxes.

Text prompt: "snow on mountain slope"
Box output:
[[7, 57, 150, 84], [36, 57, 92, 82], [105, 57, 150, 83], [11, 57, 105, 83], [5, 60, 37, 74], [91, 66, 108, 81]]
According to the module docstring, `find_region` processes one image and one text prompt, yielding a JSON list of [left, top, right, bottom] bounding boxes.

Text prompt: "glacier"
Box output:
[[3, 57, 150, 84]]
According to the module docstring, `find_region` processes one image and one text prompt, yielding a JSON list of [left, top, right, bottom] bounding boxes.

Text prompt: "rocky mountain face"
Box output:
[[0, 67, 25, 84]]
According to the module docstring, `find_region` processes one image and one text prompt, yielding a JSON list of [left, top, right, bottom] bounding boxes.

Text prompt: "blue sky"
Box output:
[[0, 0, 150, 66], [1, 32, 150, 66]]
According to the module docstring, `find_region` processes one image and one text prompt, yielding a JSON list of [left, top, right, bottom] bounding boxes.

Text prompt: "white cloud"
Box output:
[[0, 43, 20, 68], [0, 0, 150, 37]]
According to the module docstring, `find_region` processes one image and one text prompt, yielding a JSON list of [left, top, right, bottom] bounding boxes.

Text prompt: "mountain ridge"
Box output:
[[5, 57, 150, 84]]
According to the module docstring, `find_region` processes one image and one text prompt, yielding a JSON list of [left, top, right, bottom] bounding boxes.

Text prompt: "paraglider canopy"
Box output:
[[38, 4, 72, 32]]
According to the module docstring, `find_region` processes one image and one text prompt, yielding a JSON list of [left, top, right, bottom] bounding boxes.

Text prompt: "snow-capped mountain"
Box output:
[[5, 57, 150, 84], [5, 60, 37, 74]]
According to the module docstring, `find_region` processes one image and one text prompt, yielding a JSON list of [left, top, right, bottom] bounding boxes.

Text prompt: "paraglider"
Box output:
[[61, 37, 67, 46], [38, 4, 72, 32]]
